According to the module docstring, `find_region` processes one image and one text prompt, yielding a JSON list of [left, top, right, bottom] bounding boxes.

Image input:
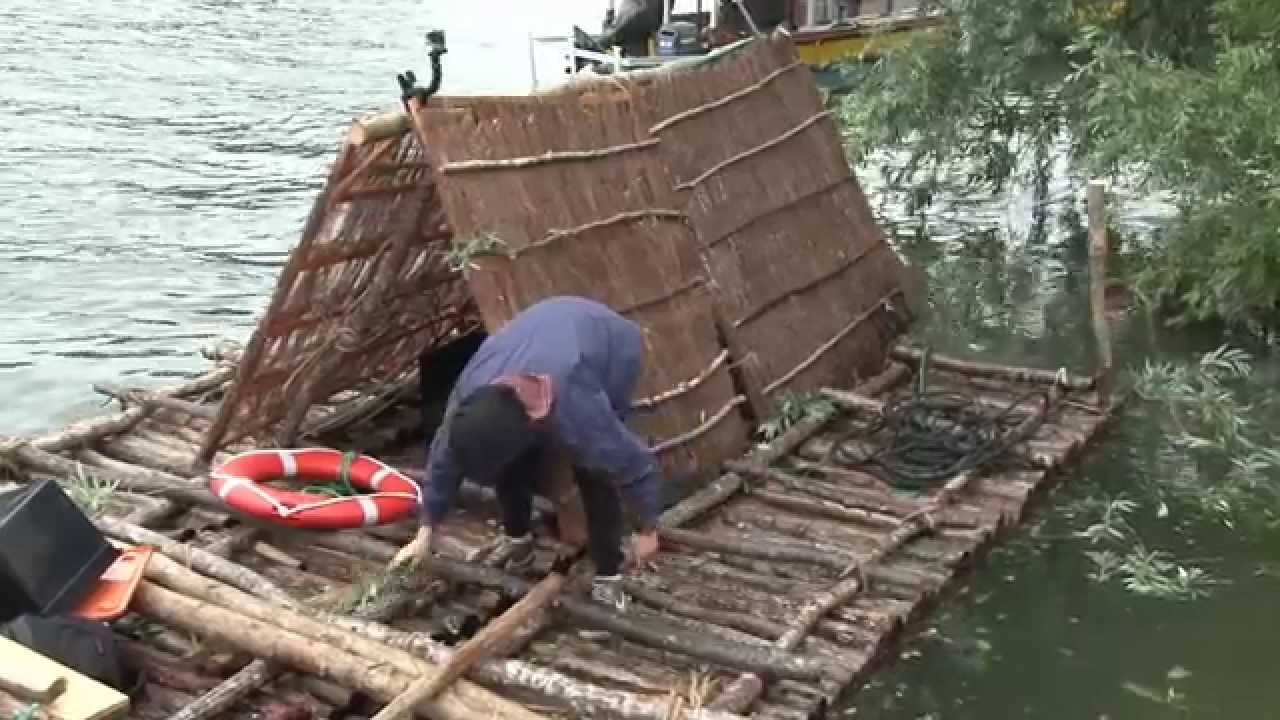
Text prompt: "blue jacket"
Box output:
[[418, 296, 663, 528]]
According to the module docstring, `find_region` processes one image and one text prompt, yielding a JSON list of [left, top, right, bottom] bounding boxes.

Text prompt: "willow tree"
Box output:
[[838, 0, 1280, 330]]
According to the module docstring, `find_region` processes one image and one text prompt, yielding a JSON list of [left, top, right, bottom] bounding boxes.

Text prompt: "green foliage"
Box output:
[[838, 0, 1280, 328], [756, 391, 837, 442], [1131, 344, 1280, 524], [1075, 495, 1218, 600], [1071, 344, 1279, 599], [446, 231, 509, 273], [325, 567, 411, 614], [65, 462, 118, 518]]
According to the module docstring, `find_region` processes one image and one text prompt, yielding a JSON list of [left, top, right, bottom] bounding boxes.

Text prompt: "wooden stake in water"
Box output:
[[1087, 180, 1114, 407]]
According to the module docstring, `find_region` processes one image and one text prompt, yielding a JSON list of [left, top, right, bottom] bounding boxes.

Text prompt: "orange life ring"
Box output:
[[209, 448, 421, 530]]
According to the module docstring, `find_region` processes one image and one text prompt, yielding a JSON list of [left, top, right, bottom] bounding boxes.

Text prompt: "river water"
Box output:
[[3, 2, 1277, 717], [0, 0, 601, 434]]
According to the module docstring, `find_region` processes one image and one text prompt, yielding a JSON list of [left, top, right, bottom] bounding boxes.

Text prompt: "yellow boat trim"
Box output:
[[795, 25, 939, 65]]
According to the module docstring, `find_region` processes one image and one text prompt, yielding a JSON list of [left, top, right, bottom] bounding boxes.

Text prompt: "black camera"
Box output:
[[426, 29, 447, 56]]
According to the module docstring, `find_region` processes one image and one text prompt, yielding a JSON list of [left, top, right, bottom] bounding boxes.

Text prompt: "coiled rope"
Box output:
[[827, 348, 1051, 492]]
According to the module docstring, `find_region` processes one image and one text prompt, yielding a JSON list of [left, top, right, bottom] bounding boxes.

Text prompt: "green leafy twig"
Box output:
[[446, 231, 509, 273], [756, 391, 837, 442]]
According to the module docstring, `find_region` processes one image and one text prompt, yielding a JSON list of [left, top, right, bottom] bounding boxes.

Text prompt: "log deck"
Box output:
[[0, 344, 1113, 720]]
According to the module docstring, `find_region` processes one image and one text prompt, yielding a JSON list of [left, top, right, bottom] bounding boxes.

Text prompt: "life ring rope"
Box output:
[[209, 448, 421, 529]]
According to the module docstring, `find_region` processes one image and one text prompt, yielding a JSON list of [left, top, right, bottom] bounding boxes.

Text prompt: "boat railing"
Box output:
[[526, 32, 675, 93]]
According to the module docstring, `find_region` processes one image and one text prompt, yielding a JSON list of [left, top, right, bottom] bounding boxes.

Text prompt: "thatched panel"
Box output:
[[636, 32, 911, 400], [415, 94, 750, 476], [197, 127, 480, 462]]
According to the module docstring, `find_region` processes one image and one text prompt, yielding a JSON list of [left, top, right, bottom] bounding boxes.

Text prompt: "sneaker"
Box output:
[[590, 574, 631, 612], [580, 574, 630, 640], [489, 533, 535, 572]]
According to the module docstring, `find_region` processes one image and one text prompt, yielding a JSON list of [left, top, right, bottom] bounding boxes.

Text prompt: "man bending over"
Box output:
[[390, 295, 663, 611]]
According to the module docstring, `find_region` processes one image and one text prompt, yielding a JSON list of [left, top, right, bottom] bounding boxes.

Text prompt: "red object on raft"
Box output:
[[209, 448, 421, 529]]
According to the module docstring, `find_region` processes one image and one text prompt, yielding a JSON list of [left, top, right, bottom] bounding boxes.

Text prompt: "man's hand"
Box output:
[[390, 526, 433, 571], [631, 529, 660, 566]]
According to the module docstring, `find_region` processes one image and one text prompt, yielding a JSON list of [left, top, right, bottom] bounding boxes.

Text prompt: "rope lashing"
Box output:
[[304, 450, 360, 497]]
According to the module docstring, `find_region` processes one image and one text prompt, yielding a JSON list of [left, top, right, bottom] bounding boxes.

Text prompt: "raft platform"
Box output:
[[0, 340, 1112, 720]]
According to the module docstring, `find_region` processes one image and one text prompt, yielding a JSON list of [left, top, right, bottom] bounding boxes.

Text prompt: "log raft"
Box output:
[[0, 344, 1114, 719]]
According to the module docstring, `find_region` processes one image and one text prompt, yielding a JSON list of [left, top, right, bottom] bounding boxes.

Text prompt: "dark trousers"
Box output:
[[494, 441, 625, 577]]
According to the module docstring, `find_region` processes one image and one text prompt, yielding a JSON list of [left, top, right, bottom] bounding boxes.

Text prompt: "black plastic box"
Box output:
[[0, 479, 119, 623]]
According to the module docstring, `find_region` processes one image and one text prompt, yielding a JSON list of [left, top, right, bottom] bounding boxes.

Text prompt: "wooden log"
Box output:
[[750, 703, 809, 720], [114, 638, 222, 694], [655, 553, 815, 596], [349, 112, 412, 146], [20, 444, 222, 509], [636, 563, 793, 618], [714, 551, 814, 584], [423, 556, 828, 682], [369, 569, 569, 720], [96, 517, 296, 607], [706, 507, 933, 714], [891, 344, 1093, 391], [140, 684, 199, 715], [122, 496, 181, 527], [168, 658, 271, 720], [288, 677, 353, 710], [524, 641, 670, 695], [260, 564, 338, 598], [169, 561, 424, 720], [745, 487, 898, 530], [142, 415, 211, 447], [657, 473, 743, 529], [777, 458, 883, 487], [723, 506, 974, 570], [1087, 180, 1115, 407], [659, 526, 851, 571], [254, 541, 304, 568], [320, 614, 752, 720], [258, 696, 322, 720], [99, 434, 200, 479], [141, 553, 541, 720], [131, 425, 219, 461], [728, 461, 984, 528], [202, 527, 263, 559], [711, 385, 1061, 712], [132, 582, 542, 720], [719, 505, 876, 553], [621, 581, 784, 640], [94, 384, 219, 420]]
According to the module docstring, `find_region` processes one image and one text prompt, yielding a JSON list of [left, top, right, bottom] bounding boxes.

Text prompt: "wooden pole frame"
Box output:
[[1087, 180, 1115, 408]]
